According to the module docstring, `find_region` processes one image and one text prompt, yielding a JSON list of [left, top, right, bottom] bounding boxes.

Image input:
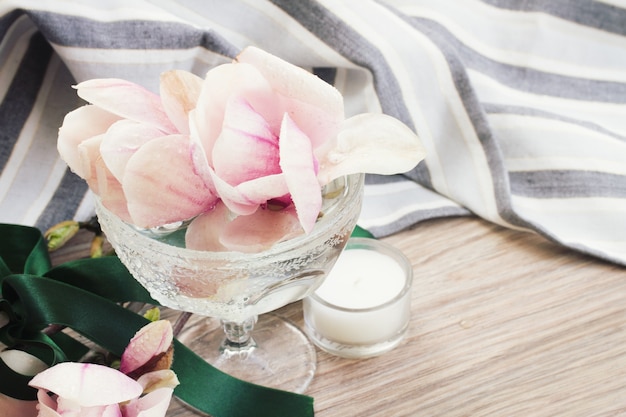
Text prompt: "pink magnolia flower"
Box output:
[[57, 46, 425, 252], [57, 70, 213, 227], [27, 321, 178, 417]]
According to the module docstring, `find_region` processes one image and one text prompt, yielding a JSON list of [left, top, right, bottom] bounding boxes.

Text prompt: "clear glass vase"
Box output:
[[95, 174, 364, 393]]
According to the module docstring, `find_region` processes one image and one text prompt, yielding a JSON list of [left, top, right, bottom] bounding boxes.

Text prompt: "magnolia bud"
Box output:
[[44, 221, 80, 251], [143, 307, 161, 322], [90, 234, 105, 258]]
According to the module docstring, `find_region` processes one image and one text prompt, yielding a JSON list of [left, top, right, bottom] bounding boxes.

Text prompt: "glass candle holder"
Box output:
[[303, 238, 412, 359]]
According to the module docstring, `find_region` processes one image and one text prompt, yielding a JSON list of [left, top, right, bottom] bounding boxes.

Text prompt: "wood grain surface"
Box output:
[[51, 216, 626, 417]]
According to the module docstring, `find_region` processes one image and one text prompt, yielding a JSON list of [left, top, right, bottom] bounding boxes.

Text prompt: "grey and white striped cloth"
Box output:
[[1, 0, 625, 266]]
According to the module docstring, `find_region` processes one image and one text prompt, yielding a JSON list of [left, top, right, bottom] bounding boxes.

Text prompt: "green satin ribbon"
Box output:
[[0, 223, 314, 417], [351, 225, 375, 239]]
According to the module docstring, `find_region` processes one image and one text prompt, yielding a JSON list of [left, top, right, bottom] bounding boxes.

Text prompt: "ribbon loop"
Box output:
[[1, 224, 51, 276], [0, 356, 38, 400], [0, 223, 314, 417]]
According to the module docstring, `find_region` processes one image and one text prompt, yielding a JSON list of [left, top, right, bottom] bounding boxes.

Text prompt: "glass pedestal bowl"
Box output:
[[95, 174, 364, 393]]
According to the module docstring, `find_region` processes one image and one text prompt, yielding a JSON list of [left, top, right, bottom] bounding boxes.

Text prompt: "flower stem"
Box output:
[[172, 311, 193, 338]]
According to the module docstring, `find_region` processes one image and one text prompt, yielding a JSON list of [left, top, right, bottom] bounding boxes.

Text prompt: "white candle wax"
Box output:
[[304, 239, 412, 356], [315, 250, 405, 309]]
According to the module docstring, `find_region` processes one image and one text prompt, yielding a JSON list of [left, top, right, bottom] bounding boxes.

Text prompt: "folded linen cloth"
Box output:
[[1, 0, 625, 265]]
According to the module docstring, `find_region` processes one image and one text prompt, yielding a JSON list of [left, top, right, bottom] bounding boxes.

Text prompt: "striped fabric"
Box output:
[[1, 0, 625, 266]]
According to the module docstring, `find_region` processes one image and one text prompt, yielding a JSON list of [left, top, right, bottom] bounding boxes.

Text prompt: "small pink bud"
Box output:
[[120, 320, 173, 378]]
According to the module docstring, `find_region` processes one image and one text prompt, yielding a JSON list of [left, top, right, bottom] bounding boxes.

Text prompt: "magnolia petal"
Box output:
[[170, 256, 231, 298], [123, 135, 218, 228], [77, 135, 106, 195], [80, 136, 131, 223], [51, 401, 121, 417], [103, 404, 123, 417], [160, 70, 203, 135], [279, 114, 321, 234], [98, 178, 132, 225], [219, 206, 304, 253], [192, 99, 288, 216], [36, 405, 61, 417], [57, 105, 122, 178], [120, 320, 173, 375], [53, 401, 120, 417], [212, 97, 280, 185], [75, 79, 177, 134], [236, 46, 342, 112], [100, 120, 164, 182], [35, 390, 62, 417], [192, 62, 275, 154], [236, 46, 344, 149], [317, 113, 427, 185], [185, 202, 231, 252], [235, 174, 289, 204], [78, 136, 132, 222], [136, 370, 180, 393], [276, 96, 343, 151], [209, 170, 291, 216], [187, 109, 217, 191], [206, 166, 259, 216], [122, 388, 173, 417], [28, 363, 142, 407]]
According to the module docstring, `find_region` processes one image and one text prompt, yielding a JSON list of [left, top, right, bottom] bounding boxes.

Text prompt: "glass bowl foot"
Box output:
[[175, 312, 316, 394]]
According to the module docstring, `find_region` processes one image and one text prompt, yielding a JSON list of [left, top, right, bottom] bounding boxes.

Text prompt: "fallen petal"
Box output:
[[75, 79, 177, 134], [185, 201, 231, 252], [160, 70, 203, 134], [279, 113, 321, 234], [220, 206, 304, 253], [28, 363, 142, 407], [317, 113, 426, 184], [120, 320, 173, 376], [123, 135, 218, 228], [170, 256, 236, 298]]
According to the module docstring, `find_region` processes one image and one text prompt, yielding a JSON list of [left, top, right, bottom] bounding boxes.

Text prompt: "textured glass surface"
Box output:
[[96, 174, 364, 322]]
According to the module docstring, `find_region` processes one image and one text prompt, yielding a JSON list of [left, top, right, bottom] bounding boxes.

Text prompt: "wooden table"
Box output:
[[52, 216, 626, 416]]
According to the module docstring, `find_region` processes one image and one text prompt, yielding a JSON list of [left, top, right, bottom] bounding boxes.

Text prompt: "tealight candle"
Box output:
[[303, 238, 412, 358]]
